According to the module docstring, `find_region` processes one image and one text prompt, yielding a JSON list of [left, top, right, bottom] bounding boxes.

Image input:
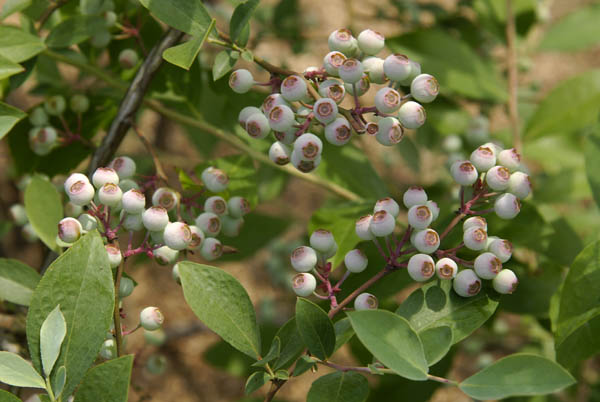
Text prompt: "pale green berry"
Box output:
[[426, 200, 440, 221], [492, 269, 518, 294], [399, 59, 421, 86], [70, 94, 90, 113], [486, 166, 511, 191], [195, 212, 221, 237], [281, 75, 308, 102], [292, 273, 317, 297], [408, 254, 435, 282], [324, 117, 352, 146], [463, 216, 487, 232], [290, 246, 317, 272], [497, 148, 521, 172], [153, 245, 179, 265], [229, 69, 255, 94], [152, 187, 179, 211], [29, 107, 48, 126], [383, 54, 411, 82], [290, 150, 321, 173], [313, 98, 338, 124], [201, 167, 229, 193], [407, 205, 432, 230], [355, 214, 375, 240], [488, 238, 512, 263], [463, 227, 487, 251], [374, 197, 400, 218], [29, 126, 58, 155], [245, 112, 271, 139], [204, 196, 228, 215], [119, 277, 135, 298], [269, 141, 292, 165], [310, 229, 336, 254], [99, 339, 116, 360], [268, 105, 296, 132], [294, 133, 323, 161], [118, 49, 139, 69], [64, 201, 83, 218], [354, 293, 378, 310], [323, 51, 347, 76], [374, 87, 401, 114], [450, 160, 478, 186], [119, 179, 139, 192], [228, 196, 251, 218], [328, 29, 357, 56], [262, 94, 290, 114], [369, 210, 395, 237], [9, 204, 28, 226], [403, 186, 427, 208], [410, 74, 439, 103], [470, 145, 496, 172], [122, 189, 145, 214], [362, 56, 386, 84], [221, 215, 244, 237], [357, 29, 385, 55], [435, 258, 457, 279], [22, 223, 38, 242], [172, 263, 181, 284], [474, 252, 502, 280], [99, 183, 122, 207], [58, 217, 83, 243], [375, 116, 403, 146], [412, 228, 440, 254], [238, 106, 262, 127], [105, 243, 122, 269], [163, 222, 192, 251], [78, 213, 97, 231], [494, 193, 520, 219], [144, 328, 167, 346], [109, 156, 136, 180], [142, 206, 169, 232], [92, 167, 119, 188], [44, 96, 66, 116], [453, 269, 481, 297], [90, 29, 111, 48], [344, 249, 368, 273], [339, 58, 364, 84], [398, 101, 426, 129], [187, 225, 205, 250], [508, 171, 531, 199], [67, 180, 95, 206], [318, 79, 346, 104], [140, 306, 164, 331], [344, 75, 370, 96], [200, 237, 223, 261]]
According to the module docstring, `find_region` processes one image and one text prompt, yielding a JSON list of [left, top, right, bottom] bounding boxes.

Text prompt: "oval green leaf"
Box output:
[[0, 26, 45, 63], [73, 355, 133, 402], [0, 101, 25, 140], [459, 354, 576, 399], [272, 317, 304, 370], [24, 175, 62, 251], [45, 15, 106, 48], [40, 305, 67, 376], [229, 0, 259, 45], [295, 298, 336, 360], [347, 310, 428, 381], [396, 280, 498, 344], [0, 389, 23, 402], [139, 0, 213, 37], [306, 371, 369, 402], [26, 231, 115, 398], [539, 4, 600, 52], [420, 325, 452, 366], [0, 351, 45, 389], [178, 262, 261, 359], [0, 258, 40, 306]]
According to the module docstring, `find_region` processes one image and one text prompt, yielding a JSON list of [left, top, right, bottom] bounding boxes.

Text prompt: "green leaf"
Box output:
[[539, 4, 600, 52], [555, 240, 600, 368], [0, 352, 45, 389], [1, 0, 32, 20], [252, 337, 280, 367], [40, 305, 67, 377], [52, 366, 66, 397], [212, 50, 239, 81], [334, 317, 355, 352], [73, 355, 133, 402], [0, 102, 26, 140], [178, 262, 261, 359], [0, 389, 22, 402], [387, 28, 506, 101], [272, 317, 304, 370], [295, 298, 336, 360], [420, 325, 452, 367], [26, 232, 115, 398], [292, 355, 315, 377], [525, 70, 600, 139], [274, 369, 289, 380], [347, 310, 428, 381], [163, 19, 215, 70], [245, 371, 270, 395], [585, 125, 600, 208], [396, 280, 498, 344], [229, 0, 259, 45], [306, 371, 369, 402], [0, 26, 45, 63], [24, 175, 62, 251], [308, 200, 374, 270], [139, 0, 213, 37], [0, 258, 40, 306], [459, 354, 575, 399], [45, 15, 106, 48], [0, 54, 24, 80]]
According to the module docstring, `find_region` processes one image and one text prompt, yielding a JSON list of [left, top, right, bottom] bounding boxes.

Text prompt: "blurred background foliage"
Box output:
[[1, 0, 600, 401]]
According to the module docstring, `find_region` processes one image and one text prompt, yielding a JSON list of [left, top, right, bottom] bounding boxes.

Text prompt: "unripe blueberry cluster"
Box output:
[[229, 28, 439, 173], [7, 202, 39, 242], [451, 144, 531, 220], [57, 160, 251, 277]]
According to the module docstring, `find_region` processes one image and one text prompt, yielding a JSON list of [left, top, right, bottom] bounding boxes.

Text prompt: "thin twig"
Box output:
[[113, 258, 125, 357], [38, 0, 69, 29], [506, 0, 521, 151], [88, 28, 185, 173], [130, 121, 168, 182], [328, 267, 392, 318]]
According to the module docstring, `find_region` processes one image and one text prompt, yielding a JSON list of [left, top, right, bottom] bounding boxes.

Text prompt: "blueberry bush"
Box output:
[[0, 0, 599, 401]]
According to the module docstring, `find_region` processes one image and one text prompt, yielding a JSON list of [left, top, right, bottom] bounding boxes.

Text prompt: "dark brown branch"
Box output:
[[88, 28, 184, 173]]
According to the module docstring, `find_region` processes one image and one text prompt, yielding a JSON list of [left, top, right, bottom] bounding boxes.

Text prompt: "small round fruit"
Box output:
[[109, 156, 136, 179], [121, 212, 143, 231], [463, 226, 488, 251], [228, 196, 251, 218], [410, 74, 439, 103], [488, 238, 513, 263], [374, 87, 401, 114], [262, 94, 290, 114], [357, 29, 385, 55], [398, 101, 426, 129], [281, 75, 308, 102], [344, 76, 370, 96], [362, 56, 386, 84], [140, 306, 164, 331], [153, 246, 179, 265], [98, 183, 123, 207], [118, 48, 139, 69], [318, 79, 346, 104], [200, 237, 223, 261], [292, 273, 317, 297], [450, 160, 478, 186], [92, 167, 119, 188], [324, 117, 352, 146], [142, 206, 169, 232], [407, 204, 433, 230], [122, 189, 145, 214], [355, 215, 375, 240], [313, 98, 338, 124], [383, 54, 411, 82], [470, 145, 496, 172], [354, 293, 378, 310], [290, 246, 318, 272], [294, 133, 323, 161], [344, 249, 368, 273], [163, 222, 192, 251], [400, 59, 422, 85], [412, 228, 440, 254], [494, 193, 520, 219], [29, 107, 48, 126], [323, 51, 347, 76], [369, 210, 395, 237], [436, 258, 458, 280], [474, 252, 502, 280], [204, 196, 228, 215], [119, 277, 135, 298], [119, 179, 139, 192], [408, 254, 435, 282], [44, 95, 66, 116], [374, 197, 400, 218], [492, 269, 518, 294], [375, 117, 404, 146], [508, 172, 531, 199], [201, 167, 229, 193], [269, 141, 292, 165], [78, 214, 98, 232], [229, 69, 255, 94], [238, 106, 262, 127], [58, 217, 83, 243], [497, 148, 521, 172], [221, 215, 244, 237], [453, 269, 482, 297], [403, 186, 428, 208], [339, 58, 364, 84], [70, 94, 90, 113], [187, 225, 205, 250], [268, 105, 295, 132], [463, 216, 487, 232], [195, 212, 221, 237], [486, 166, 511, 191], [310, 229, 336, 254], [99, 339, 116, 360], [245, 112, 271, 139], [426, 200, 440, 221], [290, 150, 321, 173], [105, 243, 122, 269], [328, 29, 357, 56], [9, 204, 28, 226], [67, 180, 95, 206], [29, 126, 57, 155]]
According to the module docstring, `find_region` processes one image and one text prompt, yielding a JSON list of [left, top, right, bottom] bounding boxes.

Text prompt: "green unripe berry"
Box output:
[[70, 94, 90, 113]]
